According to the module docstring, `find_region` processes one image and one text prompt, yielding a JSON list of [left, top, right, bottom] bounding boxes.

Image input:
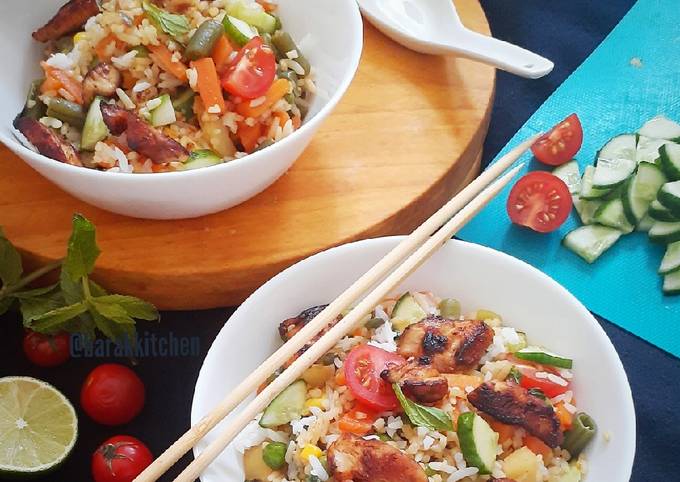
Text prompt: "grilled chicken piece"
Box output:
[[83, 63, 121, 105], [14, 117, 82, 166], [32, 0, 100, 43], [328, 434, 428, 482], [381, 357, 448, 404], [100, 103, 189, 164], [278, 305, 341, 367], [398, 316, 493, 373], [468, 381, 563, 448]]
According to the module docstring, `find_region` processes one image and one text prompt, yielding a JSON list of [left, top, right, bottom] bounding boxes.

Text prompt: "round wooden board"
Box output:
[[0, 0, 495, 310]]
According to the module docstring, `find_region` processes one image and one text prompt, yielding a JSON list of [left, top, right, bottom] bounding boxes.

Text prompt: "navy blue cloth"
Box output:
[[2, 1, 678, 480]]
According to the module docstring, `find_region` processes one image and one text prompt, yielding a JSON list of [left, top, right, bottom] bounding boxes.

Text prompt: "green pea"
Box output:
[[438, 298, 461, 319], [262, 441, 287, 470]]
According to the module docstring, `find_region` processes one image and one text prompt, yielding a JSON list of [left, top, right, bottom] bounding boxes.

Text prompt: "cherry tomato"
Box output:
[[221, 36, 276, 100], [22, 331, 70, 367], [81, 364, 145, 426], [506, 171, 573, 233], [531, 113, 583, 166], [344, 344, 405, 411], [92, 435, 153, 482], [516, 365, 570, 398]]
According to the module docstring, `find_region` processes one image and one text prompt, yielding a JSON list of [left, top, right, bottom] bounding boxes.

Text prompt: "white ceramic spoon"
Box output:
[[357, 0, 554, 79]]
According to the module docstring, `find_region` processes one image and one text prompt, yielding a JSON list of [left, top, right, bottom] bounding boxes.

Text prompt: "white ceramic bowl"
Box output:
[[192, 237, 636, 482], [0, 0, 362, 219]]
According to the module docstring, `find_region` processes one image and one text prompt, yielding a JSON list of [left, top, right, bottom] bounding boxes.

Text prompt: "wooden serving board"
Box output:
[[0, 0, 495, 310]]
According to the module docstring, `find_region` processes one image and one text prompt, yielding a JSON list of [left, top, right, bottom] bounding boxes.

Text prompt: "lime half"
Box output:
[[0, 377, 78, 477]]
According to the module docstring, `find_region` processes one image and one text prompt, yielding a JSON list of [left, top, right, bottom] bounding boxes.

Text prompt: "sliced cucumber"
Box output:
[[515, 346, 573, 369], [659, 241, 680, 274], [563, 225, 622, 263], [149, 94, 176, 127], [81, 97, 108, 151], [579, 165, 611, 200], [259, 379, 307, 428], [635, 136, 668, 164], [391, 292, 427, 332], [657, 181, 680, 215], [622, 162, 667, 223], [552, 161, 581, 195], [228, 1, 277, 33], [592, 135, 637, 189], [223, 15, 257, 46], [573, 197, 603, 225], [659, 143, 680, 181], [663, 270, 680, 295], [649, 199, 679, 222], [183, 149, 223, 170], [636, 214, 654, 232], [456, 412, 498, 475], [648, 221, 680, 244], [638, 115, 680, 142], [592, 197, 634, 233]]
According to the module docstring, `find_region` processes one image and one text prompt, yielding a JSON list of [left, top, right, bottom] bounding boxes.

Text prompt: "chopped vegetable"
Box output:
[[149, 94, 176, 127], [562, 412, 597, 457], [228, 1, 277, 33], [185, 19, 224, 61], [211, 35, 234, 71], [237, 121, 263, 153], [46, 98, 85, 128], [142, 1, 190, 39], [223, 37, 277, 100], [43, 65, 84, 104], [507, 171, 573, 233], [531, 114, 583, 166], [262, 442, 287, 470], [191, 58, 225, 114], [183, 149, 222, 171], [148, 44, 188, 82], [456, 412, 498, 474], [393, 383, 453, 432], [81, 97, 109, 150], [259, 380, 306, 428]]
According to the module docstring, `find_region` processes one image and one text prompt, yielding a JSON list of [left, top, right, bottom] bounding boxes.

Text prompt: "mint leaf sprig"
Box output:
[[392, 383, 453, 432], [0, 215, 159, 343]]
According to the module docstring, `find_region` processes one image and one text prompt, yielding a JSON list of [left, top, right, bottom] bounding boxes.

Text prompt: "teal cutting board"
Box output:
[[459, 0, 680, 357]]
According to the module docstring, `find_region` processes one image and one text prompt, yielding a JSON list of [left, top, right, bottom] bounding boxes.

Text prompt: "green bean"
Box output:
[[562, 412, 597, 457], [131, 45, 149, 58], [46, 98, 85, 128], [438, 298, 461, 319], [172, 88, 195, 120], [185, 19, 224, 61], [365, 317, 385, 329], [20, 80, 46, 120], [262, 441, 287, 469], [277, 69, 299, 84], [272, 31, 310, 75]]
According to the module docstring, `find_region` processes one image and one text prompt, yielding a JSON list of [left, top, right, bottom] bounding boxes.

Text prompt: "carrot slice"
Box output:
[[291, 114, 302, 130], [338, 405, 380, 436], [485, 417, 516, 444], [149, 44, 188, 82], [211, 35, 234, 73], [40, 75, 62, 95], [42, 64, 84, 104], [95, 33, 120, 61], [122, 70, 137, 90], [190, 58, 225, 114], [236, 78, 290, 118], [554, 402, 573, 431], [524, 435, 553, 462], [237, 121, 262, 153]]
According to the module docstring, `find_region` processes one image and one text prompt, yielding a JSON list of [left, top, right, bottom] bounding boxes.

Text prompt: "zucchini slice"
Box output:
[[183, 149, 223, 170], [223, 15, 257, 46], [563, 225, 622, 263], [638, 115, 680, 142], [659, 143, 680, 181], [659, 241, 680, 274], [573, 197, 603, 225], [579, 165, 611, 200], [648, 220, 680, 244], [457, 412, 498, 475], [635, 135, 668, 164], [390, 292, 427, 332], [259, 379, 307, 428], [592, 134, 637, 189], [636, 214, 655, 232], [649, 199, 679, 222], [552, 160, 581, 195], [592, 197, 634, 233], [657, 181, 680, 215], [515, 346, 573, 368]]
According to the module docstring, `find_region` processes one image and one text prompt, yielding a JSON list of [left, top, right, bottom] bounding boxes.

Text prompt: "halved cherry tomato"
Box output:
[[22, 331, 70, 367], [344, 345, 405, 411], [506, 171, 572, 233], [516, 365, 570, 398], [531, 113, 583, 166], [221, 36, 276, 100]]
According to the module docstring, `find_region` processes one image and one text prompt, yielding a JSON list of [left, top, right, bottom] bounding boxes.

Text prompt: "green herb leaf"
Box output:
[[19, 288, 64, 326], [28, 301, 88, 333], [89, 298, 135, 325], [507, 366, 522, 384], [528, 388, 547, 400], [0, 227, 23, 287], [12, 284, 59, 299], [143, 1, 190, 39], [392, 383, 453, 432], [63, 215, 100, 282], [93, 294, 159, 321]]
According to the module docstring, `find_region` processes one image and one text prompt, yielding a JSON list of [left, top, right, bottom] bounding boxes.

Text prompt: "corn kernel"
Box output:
[[73, 32, 87, 43], [299, 444, 322, 462], [304, 398, 325, 410]]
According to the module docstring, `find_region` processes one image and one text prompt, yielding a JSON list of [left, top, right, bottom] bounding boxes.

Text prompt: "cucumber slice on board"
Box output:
[[391, 292, 427, 332], [657, 181, 680, 215], [638, 115, 680, 142], [515, 347, 573, 369], [580, 165, 611, 200], [592, 134, 637, 188], [622, 162, 667, 223], [648, 221, 680, 244], [574, 197, 603, 225], [223, 15, 257, 46], [636, 214, 655, 232], [663, 270, 680, 295], [563, 225, 622, 263], [456, 412, 498, 475], [592, 197, 634, 233], [259, 379, 306, 428], [183, 149, 223, 170], [659, 143, 680, 181], [659, 241, 680, 274], [552, 161, 581, 195], [636, 136, 668, 164], [649, 199, 679, 222]]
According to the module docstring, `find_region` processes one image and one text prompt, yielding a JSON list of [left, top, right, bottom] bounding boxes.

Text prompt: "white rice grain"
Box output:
[[116, 88, 136, 109], [308, 455, 328, 481], [133, 80, 152, 93], [249, 96, 267, 107], [112, 50, 138, 69], [39, 117, 63, 129], [447, 467, 478, 482], [187, 67, 198, 89], [286, 49, 299, 59], [112, 146, 132, 173], [46, 53, 74, 70]]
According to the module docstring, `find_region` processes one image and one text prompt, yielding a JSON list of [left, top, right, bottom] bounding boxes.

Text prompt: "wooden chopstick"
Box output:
[[170, 160, 525, 482], [134, 136, 536, 482]]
